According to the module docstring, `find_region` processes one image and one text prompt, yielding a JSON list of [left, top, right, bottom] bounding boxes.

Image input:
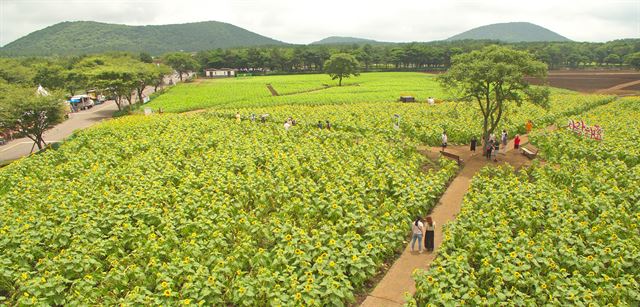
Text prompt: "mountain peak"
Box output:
[[0, 20, 285, 56], [311, 36, 382, 45], [447, 22, 571, 42]]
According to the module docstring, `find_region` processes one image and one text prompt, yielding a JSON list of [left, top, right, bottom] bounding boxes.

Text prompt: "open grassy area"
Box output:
[[147, 72, 448, 112]]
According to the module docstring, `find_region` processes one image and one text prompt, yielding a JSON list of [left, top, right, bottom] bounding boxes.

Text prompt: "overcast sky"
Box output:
[[1, 0, 638, 46]]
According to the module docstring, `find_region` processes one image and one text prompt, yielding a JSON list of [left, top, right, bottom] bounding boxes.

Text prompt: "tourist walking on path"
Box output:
[[325, 120, 331, 130], [317, 121, 323, 129], [470, 136, 477, 152], [441, 131, 448, 151], [424, 216, 436, 252], [514, 134, 521, 149], [526, 120, 533, 134], [235, 112, 241, 123], [486, 140, 494, 160], [411, 217, 424, 253], [501, 130, 508, 153], [492, 141, 499, 162]]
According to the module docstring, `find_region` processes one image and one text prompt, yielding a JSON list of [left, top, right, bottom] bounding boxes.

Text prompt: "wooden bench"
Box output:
[[521, 146, 538, 159], [440, 150, 463, 166]]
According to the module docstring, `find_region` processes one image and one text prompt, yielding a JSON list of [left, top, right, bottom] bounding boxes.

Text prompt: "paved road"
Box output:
[[0, 73, 185, 163], [0, 101, 119, 162]]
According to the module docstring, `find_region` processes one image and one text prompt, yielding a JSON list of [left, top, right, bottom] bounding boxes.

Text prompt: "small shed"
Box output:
[[400, 96, 415, 102], [204, 68, 236, 78]]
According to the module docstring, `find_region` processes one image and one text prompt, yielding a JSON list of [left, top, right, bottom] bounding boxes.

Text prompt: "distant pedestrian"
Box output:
[[501, 130, 508, 153], [424, 216, 436, 252], [492, 142, 499, 162], [411, 217, 424, 253], [441, 131, 448, 151], [260, 114, 267, 123], [250, 114, 256, 122], [427, 97, 435, 106], [325, 120, 331, 130], [470, 136, 477, 152], [514, 134, 521, 149], [284, 120, 291, 131], [235, 112, 241, 123], [486, 140, 494, 160], [526, 120, 533, 134], [317, 121, 323, 129]]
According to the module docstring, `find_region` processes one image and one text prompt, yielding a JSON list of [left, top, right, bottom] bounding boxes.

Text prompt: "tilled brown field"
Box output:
[[526, 70, 640, 94]]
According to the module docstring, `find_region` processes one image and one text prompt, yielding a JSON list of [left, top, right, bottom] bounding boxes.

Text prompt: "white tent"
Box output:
[[36, 84, 50, 97]]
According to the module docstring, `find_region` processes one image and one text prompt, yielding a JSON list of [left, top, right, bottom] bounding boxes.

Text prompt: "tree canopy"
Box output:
[[0, 83, 66, 150], [163, 52, 199, 81], [438, 45, 549, 146], [324, 53, 360, 86]]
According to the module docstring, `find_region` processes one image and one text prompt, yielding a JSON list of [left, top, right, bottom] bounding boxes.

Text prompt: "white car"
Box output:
[[69, 95, 95, 111]]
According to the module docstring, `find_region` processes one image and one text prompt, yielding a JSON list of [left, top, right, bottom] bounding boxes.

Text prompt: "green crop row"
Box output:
[[147, 72, 449, 112]]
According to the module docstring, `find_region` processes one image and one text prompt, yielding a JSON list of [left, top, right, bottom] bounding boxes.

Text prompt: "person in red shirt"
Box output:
[[514, 134, 521, 149]]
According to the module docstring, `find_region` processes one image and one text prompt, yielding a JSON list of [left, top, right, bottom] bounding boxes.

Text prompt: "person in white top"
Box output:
[[424, 216, 436, 252], [284, 120, 291, 131], [411, 217, 424, 253], [441, 131, 448, 152]]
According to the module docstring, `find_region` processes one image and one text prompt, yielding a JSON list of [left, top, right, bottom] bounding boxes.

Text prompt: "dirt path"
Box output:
[[360, 138, 533, 307], [597, 79, 640, 93]]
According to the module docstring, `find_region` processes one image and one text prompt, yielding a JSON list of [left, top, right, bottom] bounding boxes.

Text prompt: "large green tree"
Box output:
[[163, 52, 199, 81], [32, 64, 66, 90], [438, 45, 549, 148], [0, 83, 66, 151], [625, 52, 640, 70], [89, 67, 136, 111], [324, 53, 360, 86]]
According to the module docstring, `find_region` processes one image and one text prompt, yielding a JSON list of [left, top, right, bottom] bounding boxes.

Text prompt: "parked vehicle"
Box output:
[[69, 95, 94, 111], [86, 90, 106, 104]]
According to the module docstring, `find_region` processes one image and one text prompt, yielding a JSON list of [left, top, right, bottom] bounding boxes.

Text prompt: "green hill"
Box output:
[[447, 22, 571, 42], [311, 36, 385, 45], [0, 21, 286, 56]]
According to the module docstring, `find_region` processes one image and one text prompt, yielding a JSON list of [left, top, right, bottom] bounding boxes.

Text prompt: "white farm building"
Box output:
[[204, 68, 236, 78]]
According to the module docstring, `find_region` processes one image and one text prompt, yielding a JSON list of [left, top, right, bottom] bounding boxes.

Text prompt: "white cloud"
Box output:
[[1, 0, 638, 46]]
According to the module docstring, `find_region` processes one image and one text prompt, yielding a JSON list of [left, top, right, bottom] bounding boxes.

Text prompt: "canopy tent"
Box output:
[[36, 85, 49, 97]]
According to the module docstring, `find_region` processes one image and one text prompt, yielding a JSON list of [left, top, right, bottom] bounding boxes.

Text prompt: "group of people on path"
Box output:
[[411, 216, 436, 253], [481, 130, 522, 162]]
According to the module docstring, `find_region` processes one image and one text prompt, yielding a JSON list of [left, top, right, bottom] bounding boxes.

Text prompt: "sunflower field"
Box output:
[[411, 98, 640, 305], [532, 97, 640, 167], [0, 114, 458, 305], [206, 93, 614, 146]]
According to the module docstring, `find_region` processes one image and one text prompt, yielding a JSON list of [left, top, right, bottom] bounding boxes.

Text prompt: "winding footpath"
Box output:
[[360, 136, 534, 306]]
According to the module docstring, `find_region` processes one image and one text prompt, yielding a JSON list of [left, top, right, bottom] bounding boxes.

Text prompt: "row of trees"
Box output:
[[192, 39, 640, 73], [0, 53, 172, 111], [0, 53, 175, 151]]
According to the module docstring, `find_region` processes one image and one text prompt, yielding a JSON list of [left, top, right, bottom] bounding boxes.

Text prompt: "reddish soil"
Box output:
[[622, 82, 640, 91], [526, 70, 640, 94]]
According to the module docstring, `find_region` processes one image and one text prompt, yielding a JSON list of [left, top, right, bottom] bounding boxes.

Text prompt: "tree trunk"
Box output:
[[114, 97, 122, 111], [35, 134, 44, 151], [137, 86, 144, 105], [339, 76, 342, 86], [179, 71, 183, 81]]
